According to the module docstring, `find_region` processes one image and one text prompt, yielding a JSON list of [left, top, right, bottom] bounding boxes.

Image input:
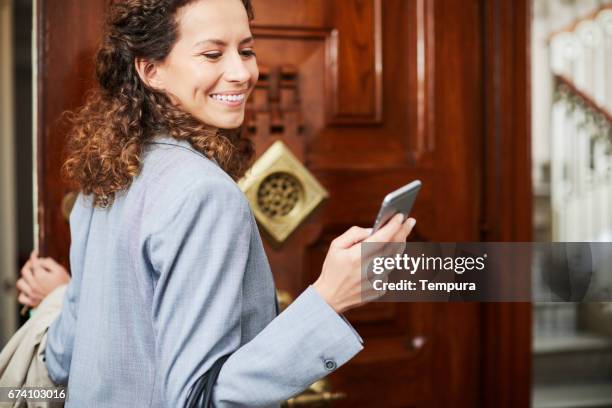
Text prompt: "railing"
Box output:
[[549, 6, 612, 242]]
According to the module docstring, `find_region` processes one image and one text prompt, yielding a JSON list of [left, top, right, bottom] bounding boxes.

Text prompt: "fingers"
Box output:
[[362, 217, 417, 266], [18, 292, 40, 308], [28, 250, 50, 273], [37, 257, 67, 274], [25, 250, 45, 275], [18, 292, 35, 307], [17, 250, 45, 308], [332, 215, 417, 249], [404, 217, 416, 236], [16, 278, 41, 305], [365, 213, 405, 243], [16, 278, 30, 294], [331, 226, 373, 249], [391, 218, 417, 242], [21, 260, 32, 274], [38, 257, 60, 268], [21, 262, 42, 293], [360, 216, 417, 259]]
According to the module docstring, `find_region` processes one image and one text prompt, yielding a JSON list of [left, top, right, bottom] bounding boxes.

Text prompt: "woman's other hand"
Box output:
[[313, 214, 416, 314], [16, 250, 71, 307]]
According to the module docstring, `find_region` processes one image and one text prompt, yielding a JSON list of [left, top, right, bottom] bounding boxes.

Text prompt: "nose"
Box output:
[[224, 51, 252, 84]]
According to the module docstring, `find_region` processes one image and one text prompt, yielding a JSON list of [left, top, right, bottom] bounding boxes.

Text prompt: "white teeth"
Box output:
[[211, 94, 245, 103]]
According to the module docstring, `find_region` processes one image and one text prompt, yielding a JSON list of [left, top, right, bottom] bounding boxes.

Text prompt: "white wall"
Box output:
[[0, 0, 18, 347]]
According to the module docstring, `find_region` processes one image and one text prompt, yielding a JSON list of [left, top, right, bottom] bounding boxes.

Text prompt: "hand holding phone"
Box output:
[[372, 180, 421, 233]]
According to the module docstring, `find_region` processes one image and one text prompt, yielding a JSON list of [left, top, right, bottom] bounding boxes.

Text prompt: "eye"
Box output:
[[240, 49, 256, 58], [202, 52, 222, 61]]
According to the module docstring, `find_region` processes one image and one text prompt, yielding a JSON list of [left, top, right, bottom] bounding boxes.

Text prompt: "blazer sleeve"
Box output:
[[44, 194, 90, 386], [44, 267, 79, 385], [147, 178, 364, 407]]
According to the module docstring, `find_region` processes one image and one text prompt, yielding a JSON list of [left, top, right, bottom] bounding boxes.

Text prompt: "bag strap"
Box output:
[[185, 292, 281, 407]]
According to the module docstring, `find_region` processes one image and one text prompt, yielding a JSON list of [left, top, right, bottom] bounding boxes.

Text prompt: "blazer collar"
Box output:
[[148, 135, 220, 167]]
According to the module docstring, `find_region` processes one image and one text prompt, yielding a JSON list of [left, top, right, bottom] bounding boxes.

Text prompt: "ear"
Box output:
[[134, 58, 165, 90]]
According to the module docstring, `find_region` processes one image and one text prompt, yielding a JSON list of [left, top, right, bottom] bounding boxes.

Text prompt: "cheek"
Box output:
[[193, 67, 224, 98], [160, 63, 193, 100], [250, 62, 260, 86], [165, 60, 217, 98]]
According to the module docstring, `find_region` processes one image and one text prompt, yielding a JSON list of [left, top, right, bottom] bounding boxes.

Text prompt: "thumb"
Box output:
[[331, 226, 373, 249], [365, 213, 405, 243], [39, 257, 62, 270]]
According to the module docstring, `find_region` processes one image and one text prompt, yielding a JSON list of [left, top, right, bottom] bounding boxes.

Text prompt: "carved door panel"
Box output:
[[246, 1, 481, 406]]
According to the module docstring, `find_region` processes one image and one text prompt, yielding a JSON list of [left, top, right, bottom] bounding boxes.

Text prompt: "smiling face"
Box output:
[[153, 0, 258, 129]]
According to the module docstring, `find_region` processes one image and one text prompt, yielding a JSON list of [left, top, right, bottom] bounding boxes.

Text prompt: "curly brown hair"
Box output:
[[62, 0, 255, 207]]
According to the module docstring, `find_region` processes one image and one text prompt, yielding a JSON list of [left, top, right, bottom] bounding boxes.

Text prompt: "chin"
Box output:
[[195, 109, 242, 128], [220, 122, 244, 129], [208, 116, 245, 130]]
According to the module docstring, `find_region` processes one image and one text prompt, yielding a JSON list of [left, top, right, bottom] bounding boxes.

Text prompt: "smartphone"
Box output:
[[371, 180, 421, 233]]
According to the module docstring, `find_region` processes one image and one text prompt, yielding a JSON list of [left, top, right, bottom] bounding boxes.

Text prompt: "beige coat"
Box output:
[[0, 285, 66, 408]]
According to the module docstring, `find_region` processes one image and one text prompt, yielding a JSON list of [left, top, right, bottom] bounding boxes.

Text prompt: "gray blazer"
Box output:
[[44, 136, 363, 407]]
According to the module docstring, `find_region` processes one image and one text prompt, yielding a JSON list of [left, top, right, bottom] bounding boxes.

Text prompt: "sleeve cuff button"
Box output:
[[324, 359, 337, 371]]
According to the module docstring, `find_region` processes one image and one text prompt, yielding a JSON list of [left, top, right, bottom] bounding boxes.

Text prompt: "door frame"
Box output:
[[0, 0, 18, 345], [481, 0, 532, 406]]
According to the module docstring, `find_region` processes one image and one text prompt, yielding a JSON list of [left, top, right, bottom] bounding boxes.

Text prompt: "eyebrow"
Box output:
[[194, 37, 254, 48]]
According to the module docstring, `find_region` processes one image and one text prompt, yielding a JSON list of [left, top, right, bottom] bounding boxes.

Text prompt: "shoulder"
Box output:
[[139, 140, 251, 229], [142, 140, 230, 186], [141, 139, 244, 199]]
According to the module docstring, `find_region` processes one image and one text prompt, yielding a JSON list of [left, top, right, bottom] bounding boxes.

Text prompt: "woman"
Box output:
[[43, 0, 416, 406]]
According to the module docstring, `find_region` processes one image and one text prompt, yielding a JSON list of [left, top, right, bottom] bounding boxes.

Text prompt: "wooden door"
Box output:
[[36, 0, 532, 406]]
